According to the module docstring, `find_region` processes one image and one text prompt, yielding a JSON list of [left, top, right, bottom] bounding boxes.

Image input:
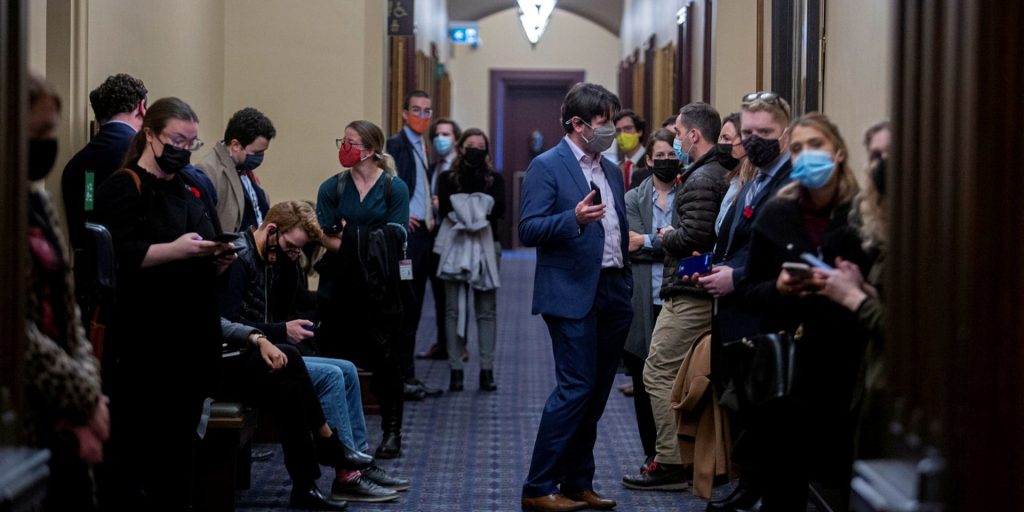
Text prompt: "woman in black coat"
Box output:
[[736, 112, 871, 511], [93, 97, 235, 511]]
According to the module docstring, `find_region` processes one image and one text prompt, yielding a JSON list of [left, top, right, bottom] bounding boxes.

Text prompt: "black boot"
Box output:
[[375, 401, 403, 459], [449, 369, 464, 391], [316, 431, 373, 470], [479, 369, 497, 391], [706, 479, 760, 511]]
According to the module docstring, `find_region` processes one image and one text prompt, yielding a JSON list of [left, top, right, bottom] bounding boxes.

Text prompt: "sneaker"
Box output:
[[331, 475, 400, 503], [363, 464, 411, 491], [622, 462, 691, 491]]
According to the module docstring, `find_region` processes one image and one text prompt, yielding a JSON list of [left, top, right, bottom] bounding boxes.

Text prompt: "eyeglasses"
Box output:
[[160, 134, 204, 152], [742, 91, 791, 119], [275, 231, 303, 258], [407, 107, 433, 117], [336, 139, 366, 149]]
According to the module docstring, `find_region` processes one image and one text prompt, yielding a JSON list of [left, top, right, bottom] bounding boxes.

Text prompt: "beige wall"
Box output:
[[823, 0, 892, 176], [711, 0, 758, 114], [28, 0, 47, 75], [222, 0, 387, 205], [448, 7, 619, 135]]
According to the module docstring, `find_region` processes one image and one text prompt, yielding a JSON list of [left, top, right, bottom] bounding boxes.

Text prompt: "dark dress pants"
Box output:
[[523, 269, 633, 497], [621, 303, 661, 459], [221, 344, 324, 487], [399, 228, 434, 380]]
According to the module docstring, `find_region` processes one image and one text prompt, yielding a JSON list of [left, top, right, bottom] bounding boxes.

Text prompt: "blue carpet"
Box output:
[[237, 249, 742, 511]]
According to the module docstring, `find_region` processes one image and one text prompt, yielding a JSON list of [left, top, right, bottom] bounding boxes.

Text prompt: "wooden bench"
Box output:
[[196, 402, 257, 512]]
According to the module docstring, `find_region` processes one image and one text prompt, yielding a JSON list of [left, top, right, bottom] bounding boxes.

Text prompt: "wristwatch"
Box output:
[[249, 332, 263, 348]]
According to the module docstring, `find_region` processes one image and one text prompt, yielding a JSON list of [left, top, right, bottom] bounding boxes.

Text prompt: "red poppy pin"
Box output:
[[188, 185, 201, 199], [742, 205, 754, 219]]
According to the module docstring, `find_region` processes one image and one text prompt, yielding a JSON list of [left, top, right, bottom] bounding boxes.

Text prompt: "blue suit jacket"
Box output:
[[519, 139, 631, 319], [61, 121, 136, 249]]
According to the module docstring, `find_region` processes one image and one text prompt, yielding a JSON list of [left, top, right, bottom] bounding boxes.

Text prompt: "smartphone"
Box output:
[[215, 244, 247, 257], [213, 232, 241, 243], [782, 261, 813, 278], [589, 182, 602, 205], [303, 322, 318, 332], [677, 252, 712, 277], [322, 224, 343, 235], [800, 252, 835, 271]]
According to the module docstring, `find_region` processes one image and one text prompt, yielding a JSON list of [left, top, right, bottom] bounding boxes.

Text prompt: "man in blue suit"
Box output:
[[519, 83, 633, 512], [61, 73, 147, 252]]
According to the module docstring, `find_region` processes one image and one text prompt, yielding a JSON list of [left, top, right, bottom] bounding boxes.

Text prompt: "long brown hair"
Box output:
[[346, 120, 396, 175], [777, 112, 859, 205], [123, 97, 198, 166], [449, 128, 496, 190]]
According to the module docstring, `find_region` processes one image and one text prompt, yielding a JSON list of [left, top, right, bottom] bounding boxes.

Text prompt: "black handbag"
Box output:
[[722, 331, 797, 407]]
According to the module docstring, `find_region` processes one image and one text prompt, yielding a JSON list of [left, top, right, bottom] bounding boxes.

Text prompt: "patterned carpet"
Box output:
[[237, 249, 739, 511]]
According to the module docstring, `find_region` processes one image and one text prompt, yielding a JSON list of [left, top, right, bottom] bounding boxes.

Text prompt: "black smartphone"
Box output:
[[215, 244, 246, 257], [213, 232, 240, 243], [589, 181, 602, 205], [322, 223, 343, 235], [677, 252, 713, 277]]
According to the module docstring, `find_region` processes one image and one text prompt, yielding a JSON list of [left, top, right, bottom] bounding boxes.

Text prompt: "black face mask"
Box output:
[[154, 143, 191, 175], [871, 158, 887, 197], [716, 143, 740, 171], [463, 147, 488, 168], [28, 138, 58, 181], [266, 229, 283, 265], [741, 135, 781, 168], [651, 159, 680, 183]]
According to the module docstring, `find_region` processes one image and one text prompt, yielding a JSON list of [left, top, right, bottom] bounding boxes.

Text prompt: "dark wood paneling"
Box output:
[[0, 0, 28, 447], [676, 2, 693, 109], [771, 0, 793, 100], [643, 35, 656, 124], [702, 0, 712, 102], [887, 0, 1024, 508]]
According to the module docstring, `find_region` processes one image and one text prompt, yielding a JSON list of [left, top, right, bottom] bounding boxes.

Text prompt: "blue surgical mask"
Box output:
[[242, 153, 264, 171], [433, 135, 453, 156], [791, 149, 837, 189], [673, 138, 691, 166]]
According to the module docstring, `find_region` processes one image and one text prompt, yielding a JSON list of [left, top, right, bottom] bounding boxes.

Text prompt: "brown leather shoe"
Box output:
[[520, 493, 587, 511], [565, 490, 617, 510]]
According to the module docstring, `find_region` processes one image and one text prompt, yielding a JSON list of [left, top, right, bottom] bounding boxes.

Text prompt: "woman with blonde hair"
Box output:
[[315, 120, 411, 459], [735, 112, 871, 510]]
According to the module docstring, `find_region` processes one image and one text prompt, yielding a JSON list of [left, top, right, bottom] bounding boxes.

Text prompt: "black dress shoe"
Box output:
[[479, 369, 497, 391], [316, 431, 373, 470], [251, 447, 274, 462], [331, 476, 399, 502], [449, 369, 464, 391], [375, 431, 402, 459], [363, 464, 410, 491], [706, 484, 760, 511], [290, 484, 348, 510]]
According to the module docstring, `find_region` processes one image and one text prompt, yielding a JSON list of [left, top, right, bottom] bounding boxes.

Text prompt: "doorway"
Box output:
[[489, 69, 585, 247]]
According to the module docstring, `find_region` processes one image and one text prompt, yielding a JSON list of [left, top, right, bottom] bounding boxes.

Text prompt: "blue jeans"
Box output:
[[304, 357, 369, 453]]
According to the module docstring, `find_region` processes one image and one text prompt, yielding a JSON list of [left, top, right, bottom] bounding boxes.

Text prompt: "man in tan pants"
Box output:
[[623, 102, 730, 491]]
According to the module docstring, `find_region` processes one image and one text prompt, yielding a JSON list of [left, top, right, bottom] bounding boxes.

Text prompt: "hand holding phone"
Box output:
[[213, 232, 241, 243], [800, 252, 834, 271], [589, 182, 602, 205], [781, 261, 813, 279], [678, 252, 713, 278]]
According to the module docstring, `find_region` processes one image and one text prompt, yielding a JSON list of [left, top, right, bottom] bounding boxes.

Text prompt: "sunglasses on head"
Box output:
[[742, 91, 791, 119]]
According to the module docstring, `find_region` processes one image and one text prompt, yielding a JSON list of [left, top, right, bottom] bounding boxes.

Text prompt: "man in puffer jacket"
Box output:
[[624, 102, 730, 490]]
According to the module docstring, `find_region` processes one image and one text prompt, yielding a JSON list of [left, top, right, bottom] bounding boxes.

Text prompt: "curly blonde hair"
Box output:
[[264, 200, 324, 242]]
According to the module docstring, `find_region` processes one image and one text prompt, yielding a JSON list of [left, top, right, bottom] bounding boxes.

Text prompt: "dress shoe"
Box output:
[[520, 493, 587, 511], [251, 447, 274, 462], [619, 383, 634, 396], [362, 464, 410, 491], [331, 475, 399, 503], [706, 483, 760, 511], [375, 431, 402, 459], [622, 462, 690, 491], [565, 490, 616, 510], [403, 382, 426, 401], [316, 431, 373, 470], [290, 484, 348, 510], [407, 378, 443, 397], [734, 498, 761, 512], [479, 369, 497, 391], [449, 369, 464, 391]]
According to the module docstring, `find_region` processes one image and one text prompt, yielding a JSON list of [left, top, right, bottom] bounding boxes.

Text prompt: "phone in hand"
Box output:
[[589, 181, 602, 205], [213, 232, 241, 243], [782, 261, 813, 279], [215, 244, 247, 258], [322, 223, 343, 235], [677, 252, 713, 278], [800, 252, 834, 271], [303, 322, 318, 332]]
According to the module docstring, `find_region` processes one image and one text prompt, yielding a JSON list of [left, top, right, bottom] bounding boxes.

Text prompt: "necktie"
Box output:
[[624, 159, 632, 189], [418, 140, 434, 230], [745, 171, 769, 208]]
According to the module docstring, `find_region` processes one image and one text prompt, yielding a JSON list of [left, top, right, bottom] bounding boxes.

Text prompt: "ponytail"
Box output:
[[377, 152, 397, 175], [122, 97, 199, 167]]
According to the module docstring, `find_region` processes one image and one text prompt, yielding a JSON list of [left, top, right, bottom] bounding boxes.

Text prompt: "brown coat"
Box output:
[[670, 333, 732, 498]]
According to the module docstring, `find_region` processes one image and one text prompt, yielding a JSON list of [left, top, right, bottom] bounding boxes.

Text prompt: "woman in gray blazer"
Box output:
[[622, 128, 681, 474]]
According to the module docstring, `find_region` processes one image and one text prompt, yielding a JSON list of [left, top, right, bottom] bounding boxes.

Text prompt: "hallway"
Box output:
[[237, 249, 731, 511]]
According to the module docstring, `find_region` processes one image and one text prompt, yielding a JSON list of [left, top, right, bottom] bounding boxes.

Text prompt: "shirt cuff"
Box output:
[[643, 234, 653, 249]]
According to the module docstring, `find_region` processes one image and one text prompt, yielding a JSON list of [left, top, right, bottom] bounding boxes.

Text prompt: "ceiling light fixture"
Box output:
[[517, 0, 557, 46]]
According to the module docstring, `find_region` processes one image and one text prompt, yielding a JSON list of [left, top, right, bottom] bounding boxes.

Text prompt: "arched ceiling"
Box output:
[[446, 0, 623, 35]]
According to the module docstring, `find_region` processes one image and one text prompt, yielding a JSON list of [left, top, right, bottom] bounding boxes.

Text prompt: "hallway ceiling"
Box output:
[[446, 0, 623, 35]]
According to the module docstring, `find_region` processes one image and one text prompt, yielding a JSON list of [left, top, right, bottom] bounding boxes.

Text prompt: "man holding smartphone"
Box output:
[[519, 83, 630, 512], [624, 102, 730, 491]]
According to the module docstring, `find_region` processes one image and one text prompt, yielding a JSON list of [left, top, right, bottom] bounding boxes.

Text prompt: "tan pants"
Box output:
[[643, 293, 712, 464]]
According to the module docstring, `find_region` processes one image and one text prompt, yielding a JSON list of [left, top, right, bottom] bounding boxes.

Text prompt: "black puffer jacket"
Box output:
[[659, 146, 730, 299]]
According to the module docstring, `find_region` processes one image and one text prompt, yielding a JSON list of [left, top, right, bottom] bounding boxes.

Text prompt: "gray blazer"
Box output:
[[623, 176, 680, 360]]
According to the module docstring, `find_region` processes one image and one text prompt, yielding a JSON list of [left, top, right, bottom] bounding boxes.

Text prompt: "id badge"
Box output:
[[399, 259, 414, 281]]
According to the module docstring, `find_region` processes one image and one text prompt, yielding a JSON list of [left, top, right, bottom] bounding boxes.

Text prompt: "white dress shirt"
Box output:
[[565, 136, 623, 268]]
